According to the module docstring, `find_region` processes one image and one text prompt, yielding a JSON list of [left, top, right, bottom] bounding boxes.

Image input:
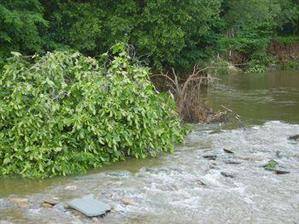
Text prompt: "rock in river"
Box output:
[[8, 197, 29, 208], [41, 197, 59, 208], [223, 148, 234, 154], [288, 134, 299, 141], [202, 154, 217, 160], [67, 195, 111, 217], [275, 170, 290, 175], [220, 171, 235, 178], [121, 197, 135, 206]]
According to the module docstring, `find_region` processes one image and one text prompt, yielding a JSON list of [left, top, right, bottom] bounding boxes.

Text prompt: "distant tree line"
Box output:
[[1, 0, 298, 70]]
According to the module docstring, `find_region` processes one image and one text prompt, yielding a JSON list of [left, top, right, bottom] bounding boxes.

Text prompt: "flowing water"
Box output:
[[208, 71, 299, 124], [1, 71, 299, 224]]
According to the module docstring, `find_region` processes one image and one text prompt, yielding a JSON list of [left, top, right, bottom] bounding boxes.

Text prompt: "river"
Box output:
[[0, 71, 299, 224]]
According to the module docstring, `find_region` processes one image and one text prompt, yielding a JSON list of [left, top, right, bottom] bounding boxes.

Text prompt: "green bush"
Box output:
[[246, 51, 275, 73], [0, 45, 185, 178], [274, 36, 299, 45], [246, 62, 267, 73]]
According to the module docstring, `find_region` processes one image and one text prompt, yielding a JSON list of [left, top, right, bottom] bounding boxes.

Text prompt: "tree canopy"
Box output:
[[0, 0, 298, 70]]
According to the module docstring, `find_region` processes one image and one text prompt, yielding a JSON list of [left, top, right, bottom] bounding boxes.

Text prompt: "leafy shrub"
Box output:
[[274, 36, 299, 45], [0, 45, 185, 178], [281, 60, 299, 70], [246, 51, 275, 73], [246, 62, 267, 73]]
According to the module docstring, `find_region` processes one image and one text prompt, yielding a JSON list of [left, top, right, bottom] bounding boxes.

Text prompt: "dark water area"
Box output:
[[208, 71, 299, 124], [0, 71, 299, 224]]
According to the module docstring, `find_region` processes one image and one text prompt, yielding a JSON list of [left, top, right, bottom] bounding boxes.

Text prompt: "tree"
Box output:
[[0, 0, 47, 59], [43, 0, 222, 71]]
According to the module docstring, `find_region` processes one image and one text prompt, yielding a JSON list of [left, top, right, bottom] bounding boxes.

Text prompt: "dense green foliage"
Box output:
[[1, 0, 297, 71], [219, 0, 299, 71], [0, 45, 185, 177], [0, 0, 298, 177], [0, 0, 47, 64]]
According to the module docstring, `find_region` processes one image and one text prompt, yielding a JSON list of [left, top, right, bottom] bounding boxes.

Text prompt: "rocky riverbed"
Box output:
[[0, 121, 298, 224]]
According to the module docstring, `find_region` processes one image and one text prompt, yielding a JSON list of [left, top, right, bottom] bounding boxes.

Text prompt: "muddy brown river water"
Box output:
[[0, 71, 299, 224]]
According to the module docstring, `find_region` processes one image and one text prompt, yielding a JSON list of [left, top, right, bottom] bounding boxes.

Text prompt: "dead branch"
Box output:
[[154, 65, 218, 122]]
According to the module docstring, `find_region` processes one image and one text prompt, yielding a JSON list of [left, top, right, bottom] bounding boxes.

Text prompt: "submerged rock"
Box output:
[[64, 185, 77, 191], [8, 197, 29, 208], [220, 171, 235, 178], [41, 197, 59, 208], [223, 160, 242, 165], [209, 129, 223, 134], [41, 202, 53, 209], [53, 202, 66, 212], [203, 155, 217, 160], [195, 179, 207, 186], [121, 198, 135, 206], [276, 151, 282, 158]]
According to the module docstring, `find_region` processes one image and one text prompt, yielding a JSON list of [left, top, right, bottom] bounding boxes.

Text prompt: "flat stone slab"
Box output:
[[67, 195, 111, 217]]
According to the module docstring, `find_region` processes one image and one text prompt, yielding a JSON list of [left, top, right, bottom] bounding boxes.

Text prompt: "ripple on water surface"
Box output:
[[208, 71, 299, 124]]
